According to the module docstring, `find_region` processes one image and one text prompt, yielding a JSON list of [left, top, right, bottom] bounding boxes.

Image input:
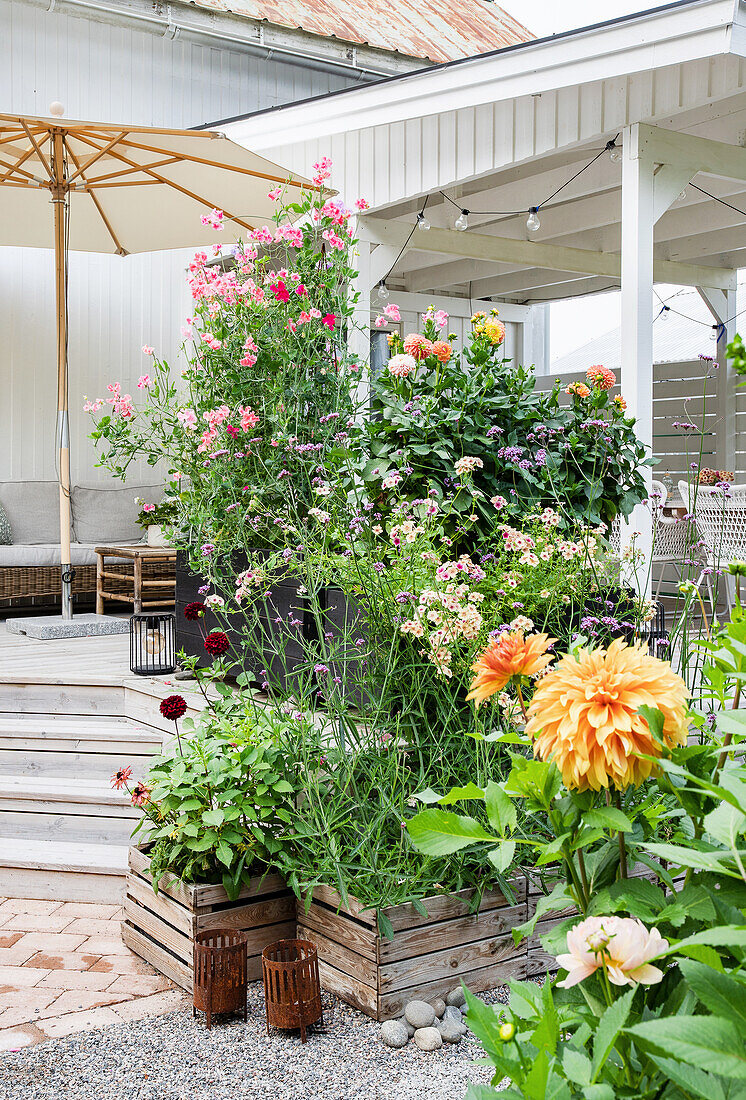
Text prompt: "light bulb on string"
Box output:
[[454, 209, 469, 232], [710, 325, 719, 343], [526, 207, 541, 233], [416, 211, 431, 231], [659, 305, 670, 321], [605, 138, 621, 163], [376, 281, 390, 304]]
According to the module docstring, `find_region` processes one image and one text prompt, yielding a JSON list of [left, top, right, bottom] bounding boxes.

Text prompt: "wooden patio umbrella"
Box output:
[[0, 107, 311, 619]]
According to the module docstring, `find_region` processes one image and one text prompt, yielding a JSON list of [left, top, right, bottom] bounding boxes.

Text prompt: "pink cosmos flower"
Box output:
[[312, 156, 332, 186], [374, 315, 387, 328], [239, 406, 260, 432], [355, 198, 370, 211], [556, 916, 668, 989], [384, 303, 401, 322], [177, 408, 197, 431], [142, 345, 154, 356], [137, 374, 152, 390], [267, 187, 281, 201]]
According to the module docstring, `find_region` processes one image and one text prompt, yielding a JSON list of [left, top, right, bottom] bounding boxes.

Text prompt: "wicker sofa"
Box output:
[[0, 481, 163, 605]]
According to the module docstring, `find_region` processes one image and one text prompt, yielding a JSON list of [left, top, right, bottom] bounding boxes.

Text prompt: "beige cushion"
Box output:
[[0, 482, 60, 544], [72, 484, 163, 544], [0, 541, 136, 568]]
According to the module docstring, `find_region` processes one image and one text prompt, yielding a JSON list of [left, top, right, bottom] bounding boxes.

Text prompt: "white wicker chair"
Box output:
[[679, 480, 746, 611], [610, 479, 691, 598]]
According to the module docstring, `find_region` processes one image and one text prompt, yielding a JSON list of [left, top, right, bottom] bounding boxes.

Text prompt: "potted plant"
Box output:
[[134, 495, 178, 547], [116, 698, 298, 989]]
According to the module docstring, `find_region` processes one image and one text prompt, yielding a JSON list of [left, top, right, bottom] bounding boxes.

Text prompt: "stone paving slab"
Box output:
[[0, 897, 185, 1048]]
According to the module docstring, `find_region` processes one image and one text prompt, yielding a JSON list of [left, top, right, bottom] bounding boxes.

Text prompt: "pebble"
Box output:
[[380, 1020, 409, 1049], [402, 1017, 416, 1038], [432, 998, 446, 1019], [404, 1000, 435, 1029], [446, 987, 467, 1008], [438, 1019, 466, 1044], [413, 1026, 443, 1052], [443, 1005, 462, 1023]]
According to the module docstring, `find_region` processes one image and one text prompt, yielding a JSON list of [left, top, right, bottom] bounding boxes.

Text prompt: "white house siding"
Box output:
[[0, 0, 353, 483]]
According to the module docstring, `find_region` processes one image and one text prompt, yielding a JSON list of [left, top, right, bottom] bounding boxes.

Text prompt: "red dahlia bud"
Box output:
[[183, 601, 205, 621]]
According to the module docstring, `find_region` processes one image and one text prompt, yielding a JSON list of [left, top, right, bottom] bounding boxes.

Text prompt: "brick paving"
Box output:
[[0, 898, 186, 1051]]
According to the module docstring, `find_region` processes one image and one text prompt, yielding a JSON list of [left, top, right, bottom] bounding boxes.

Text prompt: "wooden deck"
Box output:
[[0, 620, 132, 686]]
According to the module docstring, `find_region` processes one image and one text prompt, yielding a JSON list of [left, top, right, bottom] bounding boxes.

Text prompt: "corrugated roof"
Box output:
[[185, 0, 534, 63]]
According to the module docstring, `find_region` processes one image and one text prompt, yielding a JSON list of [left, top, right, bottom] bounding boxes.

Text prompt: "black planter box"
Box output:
[[175, 550, 313, 691]]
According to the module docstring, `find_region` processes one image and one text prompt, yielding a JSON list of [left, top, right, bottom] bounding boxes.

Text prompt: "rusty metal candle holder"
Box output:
[[193, 927, 248, 1030], [262, 938, 323, 1043]]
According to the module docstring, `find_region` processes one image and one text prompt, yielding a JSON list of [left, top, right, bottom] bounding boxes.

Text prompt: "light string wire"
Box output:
[[375, 136, 621, 296]]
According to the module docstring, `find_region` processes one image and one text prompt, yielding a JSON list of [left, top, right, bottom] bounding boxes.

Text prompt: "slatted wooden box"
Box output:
[[122, 846, 295, 991], [296, 879, 530, 1020]]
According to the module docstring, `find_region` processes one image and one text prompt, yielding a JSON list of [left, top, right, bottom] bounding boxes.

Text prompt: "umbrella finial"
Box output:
[[49, 101, 65, 118]]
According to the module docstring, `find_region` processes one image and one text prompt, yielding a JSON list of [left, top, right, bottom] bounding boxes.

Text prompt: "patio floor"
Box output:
[[0, 896, 185, 1050]]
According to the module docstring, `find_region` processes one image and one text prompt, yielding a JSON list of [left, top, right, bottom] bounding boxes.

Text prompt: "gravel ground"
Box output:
[[0, 984, 512, 1100]]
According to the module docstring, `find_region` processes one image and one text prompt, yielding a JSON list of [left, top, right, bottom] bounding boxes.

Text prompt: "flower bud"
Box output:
[[499, 1022, 515, 1041]]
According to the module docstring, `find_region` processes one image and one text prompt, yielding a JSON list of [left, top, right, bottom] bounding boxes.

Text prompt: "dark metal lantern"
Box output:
[[130, 612, 176, 675], [262, 938, 322, 1043], [193, 928, 248, 1030]]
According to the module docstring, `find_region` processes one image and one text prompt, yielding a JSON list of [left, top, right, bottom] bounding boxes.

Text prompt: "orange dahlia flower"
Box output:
[[403, 333, 434, 360], [431, 340, 452, 363], [466, 631, 555, 704], [525, 639, 689, 791]]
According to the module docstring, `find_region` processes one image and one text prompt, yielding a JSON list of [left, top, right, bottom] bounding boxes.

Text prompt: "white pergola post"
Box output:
[[699, 286, 739, 476], [621, 124, 655, 594], [349, 233, 372, 415]]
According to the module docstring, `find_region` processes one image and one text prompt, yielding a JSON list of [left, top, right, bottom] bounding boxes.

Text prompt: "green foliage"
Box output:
[[135, 708, 298, 900]]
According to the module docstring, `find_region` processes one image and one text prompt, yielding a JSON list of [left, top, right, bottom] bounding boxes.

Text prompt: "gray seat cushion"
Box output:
[[72, 484, 164, 544], [0, 482, 60, 544], [0, 541, 139, 568], [0, 502, 11, 545]]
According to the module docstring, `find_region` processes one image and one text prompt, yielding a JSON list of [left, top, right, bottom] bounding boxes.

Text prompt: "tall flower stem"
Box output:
[[615, 790, 628, 878]]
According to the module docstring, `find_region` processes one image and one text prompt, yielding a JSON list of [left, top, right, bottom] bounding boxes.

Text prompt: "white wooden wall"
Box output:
[[0, 0, 352, 484]]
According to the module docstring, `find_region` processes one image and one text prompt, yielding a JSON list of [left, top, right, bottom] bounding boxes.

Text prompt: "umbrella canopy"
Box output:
[[0, 111, 311, 618]]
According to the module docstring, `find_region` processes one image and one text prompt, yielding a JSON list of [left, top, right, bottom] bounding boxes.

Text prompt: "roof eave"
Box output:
[[220, 0, 741, 146]]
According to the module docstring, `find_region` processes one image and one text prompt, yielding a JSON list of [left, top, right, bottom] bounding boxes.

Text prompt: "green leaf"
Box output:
[[202, 808, 225, 827], [407, 808, 495, 856], [485, 781, 517, 834], [561, 1049, 591, 1088], [638, 705, 664, 743], [377, 911, 394, 940], [679, 960, 746, 1029], [644, 1055, 730, 1100], [437, 783, 487, 806], [592, 988, 634, 1081], [414, 787, 443, 805], [626, 1016, 746, 1079], [215, 840, 233, 867], [665, 926, 746, 955], [584, 806, 634, 833], [488, 840, 516, 874]]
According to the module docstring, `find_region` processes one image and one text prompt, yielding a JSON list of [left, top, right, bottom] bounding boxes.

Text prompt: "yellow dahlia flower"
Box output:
[[525, 639, 689, 791], [466, 631, 555, 704]]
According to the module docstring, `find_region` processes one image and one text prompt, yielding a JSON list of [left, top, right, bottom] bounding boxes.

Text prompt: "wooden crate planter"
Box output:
[[121, 846, 295, 991], [296, 880, 530, 1020]]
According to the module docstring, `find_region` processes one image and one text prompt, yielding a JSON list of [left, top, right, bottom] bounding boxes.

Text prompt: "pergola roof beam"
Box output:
[[360, 218, 736, 291]]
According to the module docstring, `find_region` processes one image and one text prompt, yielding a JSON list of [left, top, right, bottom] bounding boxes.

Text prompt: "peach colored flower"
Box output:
[[525, 639, 689, 791], [484, 319, 506, 347], [466, 631, 555, 704], [556, 915, 668, 989], [403, 333, 434, 360], [614, 395, 627, 411], [431, 340, 452, 363], [587, 365, 616, 390], [565, 382, 590, 398]]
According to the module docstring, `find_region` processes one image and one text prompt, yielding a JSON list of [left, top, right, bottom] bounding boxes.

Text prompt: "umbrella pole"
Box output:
[[52, 131, 73, 620]]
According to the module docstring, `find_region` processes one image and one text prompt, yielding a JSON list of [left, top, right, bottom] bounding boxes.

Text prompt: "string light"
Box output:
[[454, 209, 469, 231], [606, 138, 621, 163], [526, 207, 541, 233], [375, 280, 389, 304], [416, 211, 431, 231], [658, 304, 670, 321]]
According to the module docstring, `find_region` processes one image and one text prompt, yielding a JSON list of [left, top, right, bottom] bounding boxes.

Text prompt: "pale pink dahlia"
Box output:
[[556, 915, 668, 989]]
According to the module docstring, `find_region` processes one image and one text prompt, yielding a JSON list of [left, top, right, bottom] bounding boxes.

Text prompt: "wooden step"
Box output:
[[0, 682, 125, 716], [0, 837, 129, 902], [0, 774, 141, 845], [0, 715, 163, 778]]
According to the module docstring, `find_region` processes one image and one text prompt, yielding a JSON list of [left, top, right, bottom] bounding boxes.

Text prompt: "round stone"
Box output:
[[432, 998, 446, 1019], [380, 1020, 409, 1049], [401, 1017, 415, 1038], [413, 1026, 443, 1051], [443, 1005, 462, 1022], [446, 987, 467, 1008], [405, 1000, 436, 1029], [438, 1018, 465, 1044]]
